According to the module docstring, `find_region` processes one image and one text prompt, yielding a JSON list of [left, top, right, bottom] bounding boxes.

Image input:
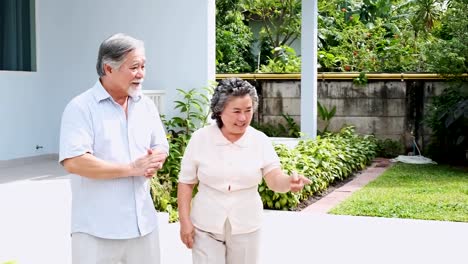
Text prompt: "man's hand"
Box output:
[[131, 148, 167, 177], [144, 148, 168, 178]]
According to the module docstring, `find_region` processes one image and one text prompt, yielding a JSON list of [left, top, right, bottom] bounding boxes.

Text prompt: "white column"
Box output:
[[300, 0, 318, 138]]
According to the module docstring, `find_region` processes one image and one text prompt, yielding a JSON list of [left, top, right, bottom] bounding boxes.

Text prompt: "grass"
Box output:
[[329, 163, 468, 222]]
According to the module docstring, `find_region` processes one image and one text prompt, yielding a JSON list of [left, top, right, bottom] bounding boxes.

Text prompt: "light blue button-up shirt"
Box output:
[[59, 80, 169, 239]]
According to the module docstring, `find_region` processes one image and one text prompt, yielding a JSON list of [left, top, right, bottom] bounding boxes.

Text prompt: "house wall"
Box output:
[[0, 0, 215, 161], [152, 0, 216, 116]]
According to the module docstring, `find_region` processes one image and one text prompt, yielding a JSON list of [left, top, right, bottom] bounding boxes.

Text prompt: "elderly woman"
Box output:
[[177, 78, 311, 264]]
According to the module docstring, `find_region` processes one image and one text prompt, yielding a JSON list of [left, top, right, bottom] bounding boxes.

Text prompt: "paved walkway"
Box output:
[[302, 158, 390, 213], [1, 156, 467, 264]]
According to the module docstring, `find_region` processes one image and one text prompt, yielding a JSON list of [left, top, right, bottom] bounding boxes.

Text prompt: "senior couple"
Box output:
[[60, 33, 311, 264]]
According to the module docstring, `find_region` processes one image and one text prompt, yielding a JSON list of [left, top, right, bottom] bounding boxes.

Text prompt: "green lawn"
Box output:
[[329, 163, 468, 222]]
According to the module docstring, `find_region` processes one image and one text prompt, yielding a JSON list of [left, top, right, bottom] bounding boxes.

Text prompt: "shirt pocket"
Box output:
[[132, 119, 153, 149], [102, 119, 121, 140], [94, 119, 122, 157]]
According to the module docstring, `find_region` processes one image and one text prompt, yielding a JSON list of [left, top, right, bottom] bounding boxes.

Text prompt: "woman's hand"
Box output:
[[289, 171, 312, 192], [179, 220, 195, 249], [264, 168, 312, 193]]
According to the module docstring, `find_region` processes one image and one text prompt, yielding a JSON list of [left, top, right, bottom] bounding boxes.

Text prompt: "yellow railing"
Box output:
[[216, 73, 468, 80]]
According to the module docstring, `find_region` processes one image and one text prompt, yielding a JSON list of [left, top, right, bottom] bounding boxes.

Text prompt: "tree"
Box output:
[[411, 0, 442, 33], [244, 0, 302, 58], [216, 0, 254, 73], [424, 0, 468, 76]]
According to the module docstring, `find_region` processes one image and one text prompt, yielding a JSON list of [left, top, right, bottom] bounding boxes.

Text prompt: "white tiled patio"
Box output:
[[1, 155, 467, 264]]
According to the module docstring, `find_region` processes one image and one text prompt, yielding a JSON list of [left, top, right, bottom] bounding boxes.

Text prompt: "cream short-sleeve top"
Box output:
[[178, 124, 280, 234]]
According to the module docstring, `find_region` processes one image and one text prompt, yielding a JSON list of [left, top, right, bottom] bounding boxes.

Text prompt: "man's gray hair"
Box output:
[[96, 33, 145, 77], [210, 78, 259, 128]]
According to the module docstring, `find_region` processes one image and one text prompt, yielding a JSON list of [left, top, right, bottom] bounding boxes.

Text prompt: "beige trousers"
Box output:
[[72, 231, 160, 264], [192, 220, 261, 264]]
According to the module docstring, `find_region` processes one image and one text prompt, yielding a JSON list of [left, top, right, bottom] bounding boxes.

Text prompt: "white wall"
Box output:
[[0, 0, 216, 160], [152, 0, 216, 117]]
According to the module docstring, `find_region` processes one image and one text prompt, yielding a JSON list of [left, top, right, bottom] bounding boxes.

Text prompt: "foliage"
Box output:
[[213, 0, 466, 74], [318, 50, 348, 72], [259, 126, 378, 210], [374, 138, 405, 158], [319, 11, 421, 72], [330, 163, 468, 222], [353, 71, 368, 86], [259, 45, 301, 73], [281, 113, 301, 137], [216, 0, 254, 73], [166, 88, 212, 135], [424, 83, 468, 164], [251, 113, 300, 137], [410, 0, 443, 34], [150, 86, 213, 222], [423, 0, 468, 76], [244, 0, 302, 60], [317, 101, 336, 134]]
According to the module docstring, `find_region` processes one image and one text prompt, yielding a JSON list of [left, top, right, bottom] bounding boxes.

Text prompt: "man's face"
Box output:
[[109, 49, 146, 97]]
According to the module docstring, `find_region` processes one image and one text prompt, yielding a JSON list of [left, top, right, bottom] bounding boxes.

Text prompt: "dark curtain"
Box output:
[[0, 0, 33, 71]]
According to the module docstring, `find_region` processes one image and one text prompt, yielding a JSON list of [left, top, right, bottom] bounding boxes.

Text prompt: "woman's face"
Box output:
[[220, 95, 253, 138]]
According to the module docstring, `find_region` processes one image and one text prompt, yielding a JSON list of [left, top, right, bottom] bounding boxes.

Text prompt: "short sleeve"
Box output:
[[178, 131, 200, 184], [148, 100, 169, 154], [261, 135, 281, 176], [58, 100, 94, 165]]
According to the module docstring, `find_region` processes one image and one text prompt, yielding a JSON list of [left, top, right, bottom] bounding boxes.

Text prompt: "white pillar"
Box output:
[[153, 0, 216, 118], [300, 0, 318, 138]]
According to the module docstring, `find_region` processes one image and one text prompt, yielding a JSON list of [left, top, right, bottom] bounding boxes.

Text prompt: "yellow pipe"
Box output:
[[216, 73, 468, 80], [216, 73, 301, 80]]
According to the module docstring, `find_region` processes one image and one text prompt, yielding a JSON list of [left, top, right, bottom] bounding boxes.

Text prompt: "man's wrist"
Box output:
[[128, 161, 137, 176]]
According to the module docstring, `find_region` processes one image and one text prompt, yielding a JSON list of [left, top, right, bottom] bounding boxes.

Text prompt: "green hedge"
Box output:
[[260, 126, 377, 210]]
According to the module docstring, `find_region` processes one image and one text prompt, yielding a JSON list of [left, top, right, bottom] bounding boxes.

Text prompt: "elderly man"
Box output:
[[59, 33, 168, 264]]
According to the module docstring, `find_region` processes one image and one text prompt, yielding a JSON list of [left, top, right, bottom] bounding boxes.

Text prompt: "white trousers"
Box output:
[[72, 231, 160, 264], [192, 220, 261, 264]]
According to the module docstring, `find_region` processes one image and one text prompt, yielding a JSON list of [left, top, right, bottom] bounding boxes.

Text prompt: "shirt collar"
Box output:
[[91, 79, 142, 103], [213, 124, 250, 148]]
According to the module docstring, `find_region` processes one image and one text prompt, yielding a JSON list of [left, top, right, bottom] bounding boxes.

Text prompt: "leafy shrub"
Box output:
[[353, 71, 368, 86], [374, 138, 405, 158], [318, 50, 348, 72], [259, 45, 301, 73], [259, 126, 378, 210], [151, 86, 213, 222], [424, 0, 468, 76], [317, 101, 336, 134], [424, 83, 468, 164], [251, 113, 300, 138]]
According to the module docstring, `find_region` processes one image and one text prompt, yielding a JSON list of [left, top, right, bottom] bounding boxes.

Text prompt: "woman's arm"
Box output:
[[177, 182, 196, 249], [264, 168, 311, 193]]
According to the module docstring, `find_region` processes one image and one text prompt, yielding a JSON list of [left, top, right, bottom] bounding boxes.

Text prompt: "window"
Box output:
[[0, 0, 36, 71]]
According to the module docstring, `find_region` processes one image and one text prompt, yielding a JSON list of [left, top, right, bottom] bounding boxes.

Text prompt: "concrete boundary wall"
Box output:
[[253, 79, 464, 150]]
